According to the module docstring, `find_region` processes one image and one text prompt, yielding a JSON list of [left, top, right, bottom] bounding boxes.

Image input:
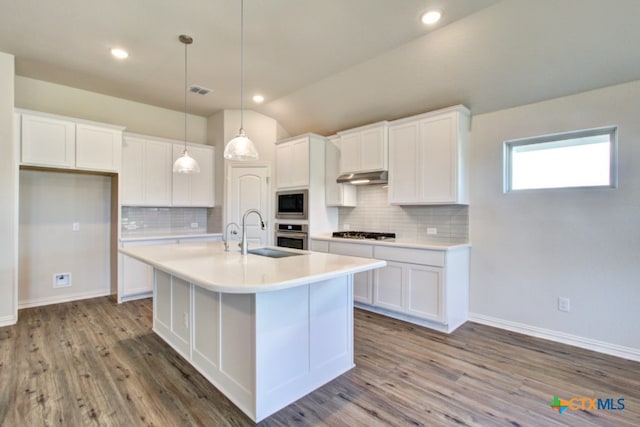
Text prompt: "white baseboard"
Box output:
[[468, 312, 640, 363], [18, 289, 112, 309], [0, 314, 17, 327]]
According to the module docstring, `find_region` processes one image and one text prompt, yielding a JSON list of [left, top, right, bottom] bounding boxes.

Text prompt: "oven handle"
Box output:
[[275, 232, 308, 239]]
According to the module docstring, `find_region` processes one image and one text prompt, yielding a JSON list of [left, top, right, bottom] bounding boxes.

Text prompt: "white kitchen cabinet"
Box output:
[[325, 136, 356, 207], [326, 241, 374, 304], [121, 136, 173, 206], [75, 123, 122, 172], [172, 143, 215, 207], [19, 111, 123, 172], [119, 235, 221, 302], [374, 261, 405, 312], [388, 105, 470, 205], [338, 121, 388, 174], [21, 114, 75, 168], [275, 136, 309, 189], [313, 237, 470, 333]]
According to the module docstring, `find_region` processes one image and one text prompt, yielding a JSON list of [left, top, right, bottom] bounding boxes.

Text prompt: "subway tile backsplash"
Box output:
[[338, 185, 468, 243], [121, 207, 208, 237]]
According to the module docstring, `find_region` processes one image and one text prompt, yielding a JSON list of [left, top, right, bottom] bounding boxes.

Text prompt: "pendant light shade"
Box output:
[[173, 34, 200, 174], [224, 0, 259, 161]]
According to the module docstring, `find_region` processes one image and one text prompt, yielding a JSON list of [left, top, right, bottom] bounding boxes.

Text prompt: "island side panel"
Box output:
[[254, 275, 354, 422], [153, 270, 190, 358]]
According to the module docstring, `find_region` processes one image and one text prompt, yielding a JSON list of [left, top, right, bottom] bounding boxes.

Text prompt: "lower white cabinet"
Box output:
[[327, 241, 374, 304], [119, 235, 221, 302], [374, 260, 444, 323], [310, 238, 470, 333]]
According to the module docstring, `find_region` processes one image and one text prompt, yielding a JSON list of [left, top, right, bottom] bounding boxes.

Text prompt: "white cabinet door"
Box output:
[[21, 114, 75, 168], [144, 141, 173, 205], [420, 113, 458, 203], [325, 137, 356, 207], [172, 143, 214, 207], [388, 121, 420, 203], [121, 137, 145, 204], [122, 254, 153, 295], [186, 144, 214, 206], [406, 264, 444, 322], [374, 261, 405, 312], [329, 241, 373, 304], [121, 137, 172, 206], [360, 126, 387, 172], [76, 124, 122, 172], [276, 137, 309, 189], [338, 133, 361, 174], [338, 122, 388, 174]]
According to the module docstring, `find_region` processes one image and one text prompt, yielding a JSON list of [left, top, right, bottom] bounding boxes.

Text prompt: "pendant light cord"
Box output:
[[240, 0, 245, 132], [184, 38, 188, 151]]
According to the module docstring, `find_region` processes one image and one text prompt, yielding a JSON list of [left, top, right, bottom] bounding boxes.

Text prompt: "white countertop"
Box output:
[[120, 233, 222, 243], [310, 234, 471, 251], [119, 241, 386, 294]]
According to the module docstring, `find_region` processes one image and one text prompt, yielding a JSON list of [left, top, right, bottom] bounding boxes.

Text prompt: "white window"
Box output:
[[504, 126, 618, 192]]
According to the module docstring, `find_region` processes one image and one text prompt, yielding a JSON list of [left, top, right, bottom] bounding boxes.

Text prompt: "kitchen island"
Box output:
[[119, 241, 385, 422]]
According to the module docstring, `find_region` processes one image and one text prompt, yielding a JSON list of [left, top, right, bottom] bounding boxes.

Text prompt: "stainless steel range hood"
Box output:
[[336, 170, 388, 185]]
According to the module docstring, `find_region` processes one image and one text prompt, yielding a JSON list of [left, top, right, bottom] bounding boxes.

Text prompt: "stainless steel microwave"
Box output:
[[275, 189, 308, 220]]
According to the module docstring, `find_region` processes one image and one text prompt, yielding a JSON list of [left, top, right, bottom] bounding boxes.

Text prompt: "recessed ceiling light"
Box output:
[[252, 94, 265, 103], [110, 48, 129, 59], [421, 9, 442, 25]]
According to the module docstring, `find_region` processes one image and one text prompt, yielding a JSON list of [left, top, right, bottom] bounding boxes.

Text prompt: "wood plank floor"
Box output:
[[1, 297, 638, 426]]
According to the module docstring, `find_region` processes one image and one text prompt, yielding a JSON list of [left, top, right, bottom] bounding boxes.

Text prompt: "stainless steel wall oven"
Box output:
[[274, 223, 308, 250]]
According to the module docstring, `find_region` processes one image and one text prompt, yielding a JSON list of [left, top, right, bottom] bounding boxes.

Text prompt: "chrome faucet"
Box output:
[[240, 209, 266, 255], [223, 222, 240, 252]]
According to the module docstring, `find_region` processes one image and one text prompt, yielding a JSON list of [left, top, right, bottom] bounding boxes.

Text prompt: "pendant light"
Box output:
[[223, 0, 259, 161], [173, 34, 200, 174]]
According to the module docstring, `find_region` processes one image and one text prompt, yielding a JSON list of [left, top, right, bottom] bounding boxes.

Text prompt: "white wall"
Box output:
[[19, 170, 112, 307], [0, 52, 17, 325], [15, 76, 208, 143], [469, 80, 640, 356]]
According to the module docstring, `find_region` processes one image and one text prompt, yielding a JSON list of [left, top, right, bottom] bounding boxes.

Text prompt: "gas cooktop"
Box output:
[[332, 231, 396, 240]]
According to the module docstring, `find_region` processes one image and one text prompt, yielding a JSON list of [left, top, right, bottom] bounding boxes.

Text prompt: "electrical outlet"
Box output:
[[53, 273, 72, 288], [72, 222, 80, 232], [183, 312, 189, 329], [343, 224, 351, 230], [427, 227, 438, 235], [558, 297, 570, 312], [190, 222, 199, 229]]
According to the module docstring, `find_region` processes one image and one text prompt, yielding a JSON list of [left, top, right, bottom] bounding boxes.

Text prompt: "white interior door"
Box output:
[[227, 164, 271, 247]]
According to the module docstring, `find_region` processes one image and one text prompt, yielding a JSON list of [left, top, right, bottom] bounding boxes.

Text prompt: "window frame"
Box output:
[[503, 126, 618, 193]]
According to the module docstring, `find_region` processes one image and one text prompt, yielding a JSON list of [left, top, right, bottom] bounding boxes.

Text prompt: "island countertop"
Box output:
[[119, 241, 386, 294]]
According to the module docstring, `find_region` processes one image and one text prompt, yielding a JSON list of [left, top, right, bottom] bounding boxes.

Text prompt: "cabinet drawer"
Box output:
[[329, 241, 373, 257], [310, 240, 329, 253], [374, 246, 444, 267]]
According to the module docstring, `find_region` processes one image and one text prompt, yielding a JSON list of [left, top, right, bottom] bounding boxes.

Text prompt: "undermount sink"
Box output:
[[247, 248, 304, 258]]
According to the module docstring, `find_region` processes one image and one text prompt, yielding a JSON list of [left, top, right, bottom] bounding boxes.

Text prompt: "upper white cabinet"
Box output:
[[121, 133, 214, 207], [338, 121, 388, 174], [325, 136, 356, 207], [75, 123, 122, 172], [388, 105, 470, 205], [275, 136, 309, 189], [172, 143, 215, 207], [121, 136, 173, 206], [19, 111, 123, 172]]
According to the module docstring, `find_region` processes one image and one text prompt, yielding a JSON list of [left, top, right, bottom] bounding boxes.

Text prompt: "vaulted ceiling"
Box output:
[[1, 0, 640, 136]]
